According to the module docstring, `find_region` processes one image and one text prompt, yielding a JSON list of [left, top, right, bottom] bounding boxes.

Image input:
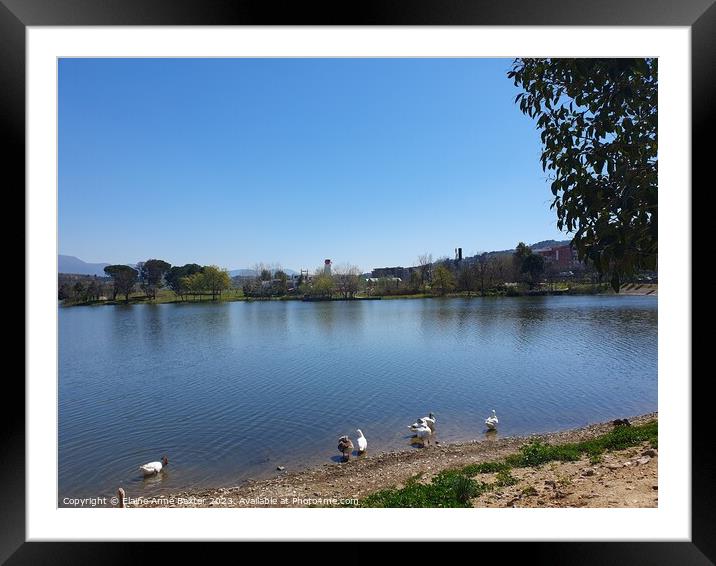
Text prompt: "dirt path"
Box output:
[[128, 413, 657, 508]]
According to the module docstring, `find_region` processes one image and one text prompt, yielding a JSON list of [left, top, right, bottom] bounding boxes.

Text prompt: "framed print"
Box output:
[[5, 0, 710, 562]]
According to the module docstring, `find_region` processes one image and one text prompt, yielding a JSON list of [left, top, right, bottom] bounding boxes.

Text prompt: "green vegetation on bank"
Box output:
[[61, 287, 247, 307], [358, 420, 657, 508], [60, 281, 656, 307]]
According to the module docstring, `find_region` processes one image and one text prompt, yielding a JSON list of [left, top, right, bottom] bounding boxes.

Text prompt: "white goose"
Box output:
[[413, 423, 433, 446], [409, 412, 436, 432], [485, 410, 499, 431], [356, 429, 368, 454], [139, 455, 168, 476]]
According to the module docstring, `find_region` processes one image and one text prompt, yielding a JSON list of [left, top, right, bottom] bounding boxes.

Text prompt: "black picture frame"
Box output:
[[6, 0, 707, 562]]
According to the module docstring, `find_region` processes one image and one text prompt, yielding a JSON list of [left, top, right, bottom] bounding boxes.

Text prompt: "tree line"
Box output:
[[364, 245, 550, 298], [237, 244, 581, 301], [59, 260, 231, 303], [59, 240, 643, 305], [239, 263, 362, 300]]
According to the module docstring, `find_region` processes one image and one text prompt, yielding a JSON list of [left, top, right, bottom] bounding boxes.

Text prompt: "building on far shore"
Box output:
[[324, 259, 332, 276], [370, 266, 416, 279], [532, 244, 578, 268]]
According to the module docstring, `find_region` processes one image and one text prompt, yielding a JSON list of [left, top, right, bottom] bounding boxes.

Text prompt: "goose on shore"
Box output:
[[337, 436, 354, 461], [485, 410, 499, 431], [139, 455, 168, 476], [356, 429, 367, 454]]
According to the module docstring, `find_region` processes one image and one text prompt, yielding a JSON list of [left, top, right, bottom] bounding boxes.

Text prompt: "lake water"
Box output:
[[59, 295, 657, 502]]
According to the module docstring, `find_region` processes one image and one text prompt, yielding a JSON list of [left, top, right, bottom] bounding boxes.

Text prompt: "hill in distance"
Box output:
[[58, 255, 111, 277], [481, 239, 572, 257], [529, 239, 572, 250], [59, 255, 300, 278]]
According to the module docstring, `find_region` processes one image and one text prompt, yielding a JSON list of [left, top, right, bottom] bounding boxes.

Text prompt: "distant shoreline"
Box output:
[[59, 283, 657, 307]]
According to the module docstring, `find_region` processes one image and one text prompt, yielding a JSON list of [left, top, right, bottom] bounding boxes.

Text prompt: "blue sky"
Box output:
[[59, 58, 566, 272]]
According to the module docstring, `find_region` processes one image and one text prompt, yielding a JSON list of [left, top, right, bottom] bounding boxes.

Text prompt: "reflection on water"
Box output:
[[59, 295, 657, 503]]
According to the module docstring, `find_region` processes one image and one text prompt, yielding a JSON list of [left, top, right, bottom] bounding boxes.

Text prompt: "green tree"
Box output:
[[431, 264, 456, 296], [521, 253, 545, 289], [138, 259, 171, 300], [308, 271, 334, 299], [166, 263, 203, 300], [104, 265, 138, 302], [513, 242, 531, 280], [274, 270, 289, 296], [509, 58, 657, 291], [202, 265, 231, 300], [73, 280, 87, 302], [58, 282, 72, 301], [182, 272, 206, 300]]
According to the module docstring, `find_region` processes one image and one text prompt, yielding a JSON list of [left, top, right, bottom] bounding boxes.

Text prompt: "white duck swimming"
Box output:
[[356, 429, 367, 454], [485, 410, 499, 431], [139, 455, 168, 476], [409, 412, 436, 432]]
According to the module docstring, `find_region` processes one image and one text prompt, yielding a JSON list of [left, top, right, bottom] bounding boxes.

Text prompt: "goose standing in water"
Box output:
[[356, 429, 367, 454], [139, 455, 168, 476], [485, 410, 499, 431], [337, 436, 354, 461], [423, 412, 436, 432], [413, 422, 433, 447], [409, 412, 436, 433]]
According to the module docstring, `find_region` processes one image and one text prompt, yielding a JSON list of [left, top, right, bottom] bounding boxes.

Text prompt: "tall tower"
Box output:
[[324, 259, 332, 276]]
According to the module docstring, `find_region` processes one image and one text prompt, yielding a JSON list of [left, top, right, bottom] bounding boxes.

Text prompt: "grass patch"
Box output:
[[460, 461, 510, 475], [507, 421, 658, 468], [506, 442, 582, 467], [64, 288, 250, 306], [360, 470, 491, 508], [589, 453, 603, 464], [359, 420, 657, 507], [495, 470, 519, 487]]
